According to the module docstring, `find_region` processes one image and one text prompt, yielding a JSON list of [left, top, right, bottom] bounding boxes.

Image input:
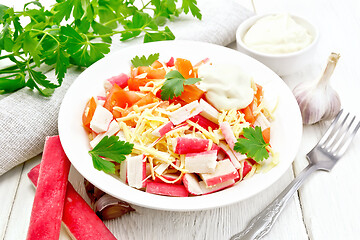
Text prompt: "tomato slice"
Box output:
[[104, 84, 142, 111], [175, 58, 195, 79], [128, 77, 151, 91], [82, 97, 97, 132], [178, 84, 204, 103], [241, 104, 255, 125], [133, 92, 159, 107], [255, 84, 263, 106], [117, 92, 160, 118], [262, 127, 270, 144], [151, 60, 163, 69]]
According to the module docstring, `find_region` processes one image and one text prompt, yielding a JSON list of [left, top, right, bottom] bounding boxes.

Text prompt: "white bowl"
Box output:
[[236, 13, 319, 76], [58, 41, 303, 211]]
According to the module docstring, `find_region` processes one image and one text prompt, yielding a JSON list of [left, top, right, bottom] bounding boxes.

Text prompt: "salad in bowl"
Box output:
[[82, 54, 277, 197]]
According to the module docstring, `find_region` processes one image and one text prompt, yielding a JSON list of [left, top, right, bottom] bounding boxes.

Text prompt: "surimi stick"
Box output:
[[27, 136, 71, 240], [28, 164, 117, 240]]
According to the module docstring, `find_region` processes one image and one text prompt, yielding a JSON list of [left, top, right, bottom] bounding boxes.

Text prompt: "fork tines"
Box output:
[[318, 110, 360, 157]]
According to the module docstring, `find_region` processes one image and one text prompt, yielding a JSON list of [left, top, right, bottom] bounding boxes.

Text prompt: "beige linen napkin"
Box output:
[[0, 0, 253, 175]]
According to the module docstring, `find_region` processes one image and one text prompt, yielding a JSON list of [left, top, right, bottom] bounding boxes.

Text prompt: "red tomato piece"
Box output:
[[82, 97, 97, 132], [104, 84, 141, 111]]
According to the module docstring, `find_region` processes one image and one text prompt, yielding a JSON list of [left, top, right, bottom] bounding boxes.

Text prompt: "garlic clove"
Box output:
[[293, 53, 341, 125]]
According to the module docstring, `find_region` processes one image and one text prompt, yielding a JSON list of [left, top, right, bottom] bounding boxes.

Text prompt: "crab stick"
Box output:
[[151, 121, 174, 137], [27, 164, 117, 240], [189, 114, 219, 130], [172, 137, 210, 154], [146, 182, 188, 197], [27, 136, 71, 240], [199, 159, 239, 187], [185, 150, 217, 173], [220, 122, 247, 164], [199, 99, 219, 123], [183, 173, 203, 195], [127, 154, 146, 189], [169, 100, 202, 125]]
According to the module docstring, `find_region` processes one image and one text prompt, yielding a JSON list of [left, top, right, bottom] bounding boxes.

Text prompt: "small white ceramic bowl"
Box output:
[[236, 13, 319, 76]]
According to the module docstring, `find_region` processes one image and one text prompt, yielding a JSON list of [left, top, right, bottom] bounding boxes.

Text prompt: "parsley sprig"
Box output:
[[160, 70, 201, 100], [131, 53, 159, 67], [0, 0, 202, 96], [234, 126, 269, 163], [89, 136, 133, 174]]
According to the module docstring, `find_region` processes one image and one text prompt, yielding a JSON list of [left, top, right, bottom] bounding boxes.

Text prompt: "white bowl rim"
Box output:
[[236, 13, 319, 58]]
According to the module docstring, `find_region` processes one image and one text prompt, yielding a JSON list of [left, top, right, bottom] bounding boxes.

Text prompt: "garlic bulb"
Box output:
[[293, 53, 341, 125]]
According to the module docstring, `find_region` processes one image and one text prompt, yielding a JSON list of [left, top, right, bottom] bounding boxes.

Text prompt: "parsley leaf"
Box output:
[[234, 126, 269, 163], [160, 70, 201, 100], [131, 53, 159, 67], [0, 0, 202, 96], [88, 135, 133, 174], [181, 0, 202, 20]]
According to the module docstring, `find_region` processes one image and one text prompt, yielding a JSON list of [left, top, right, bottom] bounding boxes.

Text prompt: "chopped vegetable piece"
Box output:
[[131, 53, 160, 67], [199, 159, 239, 187], [185, 150, 217, 173], [178, 84, 204, 103], [241, 104, 255, 125], [234, 126, 269, 163], [27, 136, 71, 240], [175, 58, 195, 78], [173, 137, 210, 154], [254, 84, 263, 106], [104, 84, 142, 111], [262, 127, 271, 144], [82, 97, 97, 132], [128, 77, 151, 91], [146, 182, 188, 197], [28, 165, 117, 240], [166, 57, 175, 67]]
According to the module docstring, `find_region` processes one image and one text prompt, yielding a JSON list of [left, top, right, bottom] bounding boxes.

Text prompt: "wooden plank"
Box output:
[[4, 155, 41, 240], [0, 164, 23, 240], [66, 166, 307, 240]]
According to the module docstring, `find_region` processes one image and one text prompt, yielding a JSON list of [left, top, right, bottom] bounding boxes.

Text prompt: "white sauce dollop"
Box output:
[[198, 64, 254, 110], [243, 14, 313, 54]]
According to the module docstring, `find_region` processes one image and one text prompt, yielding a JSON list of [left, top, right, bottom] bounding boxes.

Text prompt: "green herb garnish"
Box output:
[[88, 136, 133, 174], [0, 0, 202, 95], [131, 53, 159, 67], [234, 126, 269, 163], [160, 70, 201, 100]]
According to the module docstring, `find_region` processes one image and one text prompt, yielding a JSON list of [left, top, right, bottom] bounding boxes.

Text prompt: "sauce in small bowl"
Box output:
[[236, 13, 319, 76]]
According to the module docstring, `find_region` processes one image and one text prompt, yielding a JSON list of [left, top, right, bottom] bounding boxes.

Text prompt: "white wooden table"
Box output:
[[1, 0, 360, 239]]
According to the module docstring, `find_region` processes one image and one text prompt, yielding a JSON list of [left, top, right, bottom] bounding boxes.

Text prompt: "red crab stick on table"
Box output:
[[26, 136, 71, 240], [28, 165, 116, 238]]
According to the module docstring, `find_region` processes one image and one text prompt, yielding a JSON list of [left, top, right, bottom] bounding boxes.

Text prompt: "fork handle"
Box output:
[[230, 163, 319, 240]]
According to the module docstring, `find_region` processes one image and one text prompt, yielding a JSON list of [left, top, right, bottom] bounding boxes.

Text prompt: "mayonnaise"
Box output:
[[243, 14, 313, 54], [198, 64, 254, 110]]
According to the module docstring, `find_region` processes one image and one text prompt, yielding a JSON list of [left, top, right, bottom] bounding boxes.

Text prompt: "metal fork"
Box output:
[[230, 110, 360, 240]]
